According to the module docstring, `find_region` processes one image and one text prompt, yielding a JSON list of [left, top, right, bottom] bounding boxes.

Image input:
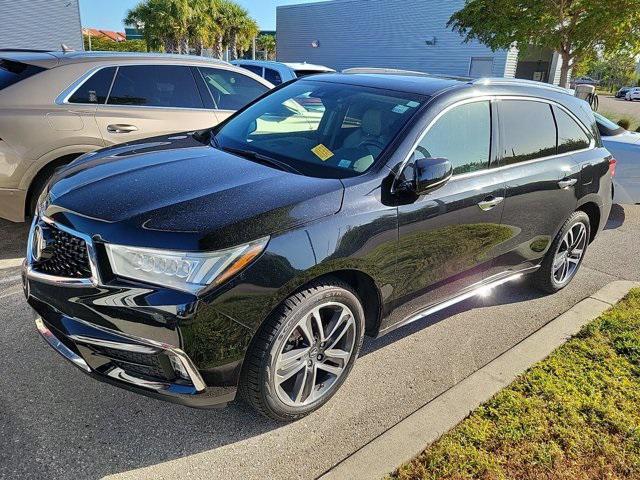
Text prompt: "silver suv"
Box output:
[[0, 50, 272, 221]]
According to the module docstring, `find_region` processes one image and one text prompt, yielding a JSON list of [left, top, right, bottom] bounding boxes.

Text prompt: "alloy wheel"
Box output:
[[273, 301, 356, 407], [552, 222, 587, 285]]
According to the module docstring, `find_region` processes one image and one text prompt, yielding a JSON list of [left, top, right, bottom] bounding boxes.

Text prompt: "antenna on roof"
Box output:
[[60, 44, 74, 53]]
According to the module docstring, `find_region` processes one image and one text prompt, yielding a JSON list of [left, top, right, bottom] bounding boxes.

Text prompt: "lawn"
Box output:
[[391, 288, 640, 480], [601, 111, 640, 132]]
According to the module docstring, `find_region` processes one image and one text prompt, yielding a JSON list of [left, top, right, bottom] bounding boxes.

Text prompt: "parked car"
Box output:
[[594, 113, 640, 204], [0, 50, 272, 222], [25, 73, 613, 421], [616, 86, 634, 98], [625, 87, 640, 101], [231, 59, 334, 85]]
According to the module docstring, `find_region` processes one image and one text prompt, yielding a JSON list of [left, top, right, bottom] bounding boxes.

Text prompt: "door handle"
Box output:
[[107, 124, 138, 133], [558, 178, 577, 189], [478, 196, 504, 211]]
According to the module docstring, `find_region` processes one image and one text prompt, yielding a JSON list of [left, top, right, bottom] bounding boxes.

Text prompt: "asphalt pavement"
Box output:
[[1, 204, 639, 480]]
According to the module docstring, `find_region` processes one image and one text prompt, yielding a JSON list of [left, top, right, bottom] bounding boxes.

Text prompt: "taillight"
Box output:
[[609, 157, 617, 177]]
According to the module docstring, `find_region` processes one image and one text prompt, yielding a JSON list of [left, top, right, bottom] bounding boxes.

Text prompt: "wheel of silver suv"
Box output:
[[240, 279, 364, 421]]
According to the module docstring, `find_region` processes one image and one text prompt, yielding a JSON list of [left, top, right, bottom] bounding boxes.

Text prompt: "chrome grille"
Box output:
[[33, 224, 92, 278]]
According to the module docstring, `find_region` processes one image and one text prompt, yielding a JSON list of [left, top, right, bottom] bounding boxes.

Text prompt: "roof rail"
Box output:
[[0, 48, 52, 53], [471, 77, 571, 95], [342, 67, 429, 75], [342, 67, 472, 82]]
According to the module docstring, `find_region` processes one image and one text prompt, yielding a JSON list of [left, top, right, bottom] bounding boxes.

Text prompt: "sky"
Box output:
[[78, 0, 320, 31]]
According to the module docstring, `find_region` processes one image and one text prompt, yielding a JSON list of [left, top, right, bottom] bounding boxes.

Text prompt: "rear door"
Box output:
[[95, 64, 218, 145], [492, 99, 593, 272]]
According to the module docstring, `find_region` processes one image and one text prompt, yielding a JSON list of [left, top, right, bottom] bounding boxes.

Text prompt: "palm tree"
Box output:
[[219, 1, 251, 60], [256, 34, 276, 60]]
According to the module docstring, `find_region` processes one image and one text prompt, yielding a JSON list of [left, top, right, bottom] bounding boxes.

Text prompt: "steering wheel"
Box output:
[[359, 138, 386, 154], [415, 145, 432, 159]]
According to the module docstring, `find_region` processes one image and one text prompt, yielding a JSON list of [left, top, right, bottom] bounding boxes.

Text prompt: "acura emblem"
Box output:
[[32, 225, 45, 261]]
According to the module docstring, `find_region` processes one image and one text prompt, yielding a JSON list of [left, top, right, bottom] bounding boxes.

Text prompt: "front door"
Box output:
[[95, 64, 219, 146], [382, 99, 509, 332]]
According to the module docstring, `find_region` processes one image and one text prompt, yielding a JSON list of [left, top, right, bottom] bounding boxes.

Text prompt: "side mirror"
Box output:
[[414, 157, 453, 194]]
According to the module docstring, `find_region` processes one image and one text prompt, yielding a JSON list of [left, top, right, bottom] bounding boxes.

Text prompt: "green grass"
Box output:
[[600, 112, 640, 132], [391, 288, 640, 480]]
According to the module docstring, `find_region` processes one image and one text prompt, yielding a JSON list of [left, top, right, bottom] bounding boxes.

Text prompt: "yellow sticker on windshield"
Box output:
[[311, 144, 334, 161]]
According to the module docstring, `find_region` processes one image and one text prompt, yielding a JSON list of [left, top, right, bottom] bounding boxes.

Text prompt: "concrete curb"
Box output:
[[318, 280, 640, 480]]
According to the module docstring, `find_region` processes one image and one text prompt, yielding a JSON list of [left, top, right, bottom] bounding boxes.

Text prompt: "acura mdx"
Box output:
[[24, 72, 613, 420]]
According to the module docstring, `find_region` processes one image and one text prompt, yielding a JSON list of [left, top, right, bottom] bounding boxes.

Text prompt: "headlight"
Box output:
[[104, 237, 269, 293]]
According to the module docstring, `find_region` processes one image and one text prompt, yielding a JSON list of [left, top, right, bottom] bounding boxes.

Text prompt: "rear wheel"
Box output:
[[240, 279, 364, 421], [531, 211, 590, 293]]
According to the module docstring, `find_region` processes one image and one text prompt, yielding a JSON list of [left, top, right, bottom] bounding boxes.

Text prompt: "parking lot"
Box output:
[[1, 204, 639, 480]]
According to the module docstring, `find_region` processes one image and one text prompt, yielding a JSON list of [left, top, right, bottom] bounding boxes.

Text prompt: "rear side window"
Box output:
[[68, 67, 116, 104], [500, 100, 556, 164], [107, 65, 203, 108], [0, 59, 46, 90], [553, 106, 591, 154], [197, 67, 268, 110], [239, 64, 263, 76], [264, 68, 283, 85], [415, 101, 491, 175]]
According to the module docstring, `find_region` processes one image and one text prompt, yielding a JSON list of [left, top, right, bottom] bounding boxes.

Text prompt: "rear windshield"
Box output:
[[294, 69, 330, 78], [0, 59, 46, 90]]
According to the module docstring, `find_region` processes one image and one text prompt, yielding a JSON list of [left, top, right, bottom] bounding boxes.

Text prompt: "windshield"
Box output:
[[594, 112, 625, 136], [214, 80, 426, 178]]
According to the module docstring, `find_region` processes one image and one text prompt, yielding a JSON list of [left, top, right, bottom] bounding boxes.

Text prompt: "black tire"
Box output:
[[239, 278, 365, 421], [531, 211, 590, 294]]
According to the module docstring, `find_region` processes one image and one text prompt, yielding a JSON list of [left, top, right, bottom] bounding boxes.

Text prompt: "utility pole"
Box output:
[[252, 36, 256, 60], [88, 33, 92, 51]]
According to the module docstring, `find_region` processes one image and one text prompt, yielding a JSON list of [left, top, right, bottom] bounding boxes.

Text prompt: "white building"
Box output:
[[277, 0, 567, 85], [0, 0, 83, 51]]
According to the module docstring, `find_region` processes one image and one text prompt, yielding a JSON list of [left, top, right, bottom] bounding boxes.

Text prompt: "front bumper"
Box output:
[[31, 309, 236, 408], [23, 214, 247, 408]]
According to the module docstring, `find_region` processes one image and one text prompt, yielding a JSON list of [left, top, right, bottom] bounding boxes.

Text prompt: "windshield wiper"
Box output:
[[217, 145, 302, 175]]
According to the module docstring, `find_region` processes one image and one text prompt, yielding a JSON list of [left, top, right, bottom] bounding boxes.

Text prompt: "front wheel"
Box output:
[[531, 211, 590, 293], [240, 279, 365, 421]]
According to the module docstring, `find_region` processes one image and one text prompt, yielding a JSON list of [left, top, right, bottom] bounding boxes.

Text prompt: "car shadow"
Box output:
[[0, 218, 29, 261], [605, 203, 625, 230]]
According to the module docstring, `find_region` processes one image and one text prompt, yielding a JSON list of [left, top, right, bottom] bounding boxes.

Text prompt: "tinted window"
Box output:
[[264, 68, 283, 85], [107, 65, 203, 108], [199, 67, 268, 111], [68, 67, 115, 104], [415, 101, 491, 175], [500, 100, 556, 164], [240, 64, 263, 76], [553, 106, 591, 153], [0, 59, 46, 91]]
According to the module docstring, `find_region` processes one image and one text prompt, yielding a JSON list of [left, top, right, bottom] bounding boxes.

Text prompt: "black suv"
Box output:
[[24, 73, 613, 420]]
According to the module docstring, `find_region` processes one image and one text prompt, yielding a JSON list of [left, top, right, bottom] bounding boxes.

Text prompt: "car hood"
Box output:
[[603, 131, 640, 146], [46, 134, 344, 250]]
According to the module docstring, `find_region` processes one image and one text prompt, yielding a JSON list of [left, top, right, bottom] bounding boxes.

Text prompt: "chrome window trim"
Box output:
[[55, 62, 271, 108], [394, 94, 597, 188]]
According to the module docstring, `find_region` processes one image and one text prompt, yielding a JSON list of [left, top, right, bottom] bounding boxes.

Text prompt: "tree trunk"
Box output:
[[214, 35, 223, 59], [195, 40, 204, 56], [559, 51, 572, 88], [179, 37, 189, 55], [230, 33, 238, 60]]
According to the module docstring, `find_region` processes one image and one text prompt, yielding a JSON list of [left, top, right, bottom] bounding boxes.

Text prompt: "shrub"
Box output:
[[617, 118, 631, 130]]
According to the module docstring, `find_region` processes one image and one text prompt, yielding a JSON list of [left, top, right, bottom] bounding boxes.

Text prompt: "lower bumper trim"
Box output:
[[35, 316, 91, 373]]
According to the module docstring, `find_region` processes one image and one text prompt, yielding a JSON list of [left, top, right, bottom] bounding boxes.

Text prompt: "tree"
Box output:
[[257, 34, 276, 60], [448, 0, 640, 87], [84, 36, 147, 52]]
